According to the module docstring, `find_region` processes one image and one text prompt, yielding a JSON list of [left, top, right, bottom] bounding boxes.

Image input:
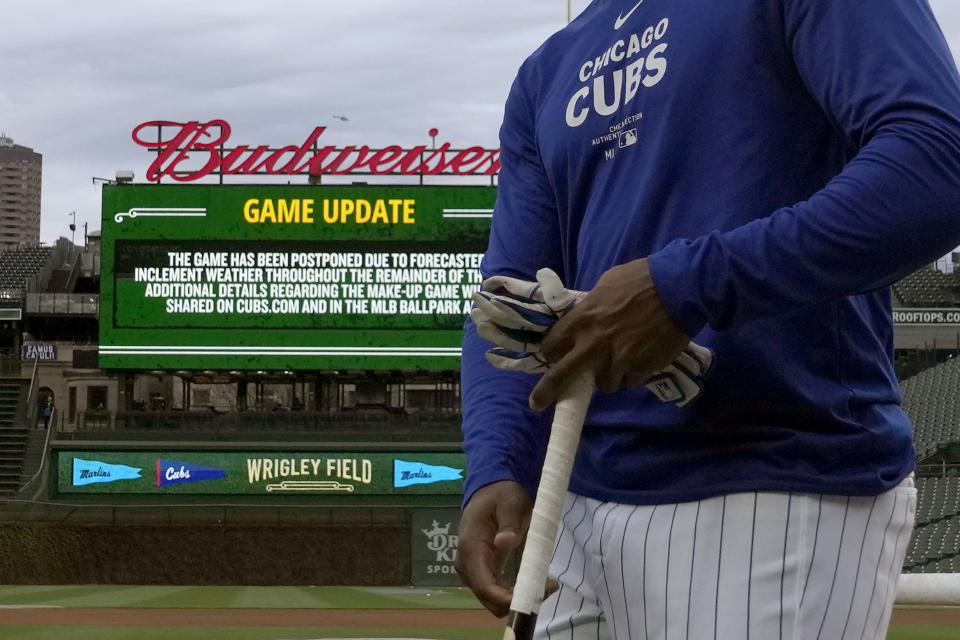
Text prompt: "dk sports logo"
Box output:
[[422, 520, 458, 574]]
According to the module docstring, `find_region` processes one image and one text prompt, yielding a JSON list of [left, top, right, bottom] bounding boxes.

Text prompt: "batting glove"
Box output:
[[471, 268, 714, 407]]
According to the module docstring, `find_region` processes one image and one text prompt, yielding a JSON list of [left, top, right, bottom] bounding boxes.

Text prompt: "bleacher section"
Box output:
[[0, 245, 54, 292], [903, 478, 960, 573], [900, 353, 960, 573], [893, 266, 959, 307], [901, 356, 960, 459]]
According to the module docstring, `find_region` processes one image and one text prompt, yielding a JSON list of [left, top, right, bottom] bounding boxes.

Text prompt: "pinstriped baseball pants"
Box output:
[[536, 477, 915, 640]]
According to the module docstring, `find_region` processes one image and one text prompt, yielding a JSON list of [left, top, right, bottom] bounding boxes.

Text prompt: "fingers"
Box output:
[[535, 267, 583, 315], [455, 535, 514, 617], [529, 343, 594, 411], [532, 326, 710, 408], [473, 271, 592, 382], [482, 274, 542, 299], [681, 342, 714, 376], [472, 291, 554, 332], [503, 258, 711, 410], [473, 314, 544, 353], [544, 576, 560, 600], [456, 481, 532, 618], [485, 348, 550, 373]]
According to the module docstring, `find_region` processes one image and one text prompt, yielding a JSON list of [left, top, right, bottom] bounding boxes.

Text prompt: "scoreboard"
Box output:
[[99, 184, 495, 370]]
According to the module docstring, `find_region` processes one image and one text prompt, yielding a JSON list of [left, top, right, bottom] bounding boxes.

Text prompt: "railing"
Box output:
[[24, 357, 40, 429], [916, 462, 960, 478], [19, 406, 56, 500], [65, 409, 464, 442], [25, 293, 98, 315]]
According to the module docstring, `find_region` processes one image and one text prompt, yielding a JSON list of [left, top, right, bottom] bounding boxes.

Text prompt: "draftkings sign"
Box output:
[[411, 508, 461, 586]]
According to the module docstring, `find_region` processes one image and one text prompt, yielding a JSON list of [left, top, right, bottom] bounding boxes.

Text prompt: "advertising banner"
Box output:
[[21, 343, 58, 360], [411, 508, 461, 586], [56, 450, 465, 496], [99, 183, 494, 369], [892, 308, 960, 325]]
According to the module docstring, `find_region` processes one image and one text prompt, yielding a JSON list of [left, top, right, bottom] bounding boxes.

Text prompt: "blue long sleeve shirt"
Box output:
[[461, 0, 960, 506]]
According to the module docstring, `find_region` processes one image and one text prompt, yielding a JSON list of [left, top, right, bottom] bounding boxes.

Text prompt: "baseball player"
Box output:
[[455, 1, 960, 639]]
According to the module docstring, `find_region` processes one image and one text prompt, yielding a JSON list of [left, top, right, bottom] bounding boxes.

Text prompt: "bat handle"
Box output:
[[504, 370, 595, 640]]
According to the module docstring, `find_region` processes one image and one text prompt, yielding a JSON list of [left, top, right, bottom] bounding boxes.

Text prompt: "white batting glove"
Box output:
[[471, 268, 714, 407]]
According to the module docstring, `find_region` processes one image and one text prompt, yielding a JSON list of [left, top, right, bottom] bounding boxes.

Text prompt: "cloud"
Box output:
[[0, 0, 573, 241], [1, 0, 956, 243]]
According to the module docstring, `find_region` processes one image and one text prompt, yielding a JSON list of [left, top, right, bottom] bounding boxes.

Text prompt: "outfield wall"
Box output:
[[0, 503, 462, 585], [1, 440, 466, 586], [0, 520, 405, 585]]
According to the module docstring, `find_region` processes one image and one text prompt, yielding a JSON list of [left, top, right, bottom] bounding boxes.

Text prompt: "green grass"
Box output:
[[0, 586, 955, 640], [0, 628, 502, 640], [887, 626, 960, 640], [0, 624, 952, 640], [0, 585, 483, 609]]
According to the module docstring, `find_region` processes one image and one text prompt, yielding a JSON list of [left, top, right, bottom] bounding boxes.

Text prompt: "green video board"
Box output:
[[99, 184, 495, 369], [56, 450, 465, 496]]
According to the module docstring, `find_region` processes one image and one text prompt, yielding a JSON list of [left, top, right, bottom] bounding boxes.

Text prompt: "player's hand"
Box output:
[[470, 267, 584, 372], [530, 258, 691, 411], [473, 267, 712, 407], [455, 480, 532, 617]]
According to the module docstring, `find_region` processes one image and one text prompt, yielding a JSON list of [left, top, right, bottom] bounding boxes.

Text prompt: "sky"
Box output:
[[1, 0, 959, 245]]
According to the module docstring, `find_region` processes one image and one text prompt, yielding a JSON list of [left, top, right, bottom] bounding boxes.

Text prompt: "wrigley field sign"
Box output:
[[56, 450, 465, 496]]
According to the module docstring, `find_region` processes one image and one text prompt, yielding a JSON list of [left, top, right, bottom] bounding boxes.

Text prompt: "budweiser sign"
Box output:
[[132, 120, 501, 182]]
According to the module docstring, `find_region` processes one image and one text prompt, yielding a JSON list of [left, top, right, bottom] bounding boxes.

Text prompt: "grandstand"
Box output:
[[902, 356, 960, 459], [901, 354, 960, 574], [903, 478, 960, 573], [0, 244, 54, 292], [893, 265, 960, 307]]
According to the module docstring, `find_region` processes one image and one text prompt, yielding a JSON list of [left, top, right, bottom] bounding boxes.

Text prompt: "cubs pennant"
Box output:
[[157, 459, 227, 486]]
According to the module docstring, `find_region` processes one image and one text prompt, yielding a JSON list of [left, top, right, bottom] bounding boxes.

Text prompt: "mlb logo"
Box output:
[[619, 129, 638, 148]]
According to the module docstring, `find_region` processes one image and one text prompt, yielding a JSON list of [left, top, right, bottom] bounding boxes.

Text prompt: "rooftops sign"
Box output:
[[132, 120, 500, 182]]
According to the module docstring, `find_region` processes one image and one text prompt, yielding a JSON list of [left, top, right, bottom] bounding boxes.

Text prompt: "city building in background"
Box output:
[[0, 134, 42, 249]]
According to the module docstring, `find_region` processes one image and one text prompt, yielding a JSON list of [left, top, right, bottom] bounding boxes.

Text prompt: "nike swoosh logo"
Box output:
[[614, 0, 645, 30]]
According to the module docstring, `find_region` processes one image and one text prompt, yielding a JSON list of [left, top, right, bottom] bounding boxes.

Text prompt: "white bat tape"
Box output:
[[510, 371, 594, 615]]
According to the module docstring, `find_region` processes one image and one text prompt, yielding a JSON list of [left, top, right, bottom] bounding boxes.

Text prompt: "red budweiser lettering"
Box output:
[[132, 120, 501, 182]]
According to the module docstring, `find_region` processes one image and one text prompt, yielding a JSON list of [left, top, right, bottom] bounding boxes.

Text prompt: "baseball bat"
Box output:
[[503, 370, 595, 640]]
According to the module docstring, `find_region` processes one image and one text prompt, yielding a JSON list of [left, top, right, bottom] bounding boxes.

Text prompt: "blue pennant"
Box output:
[[157, 459, 227, 486], [394, 459, 463, 488], [72, 458, 142, 486]]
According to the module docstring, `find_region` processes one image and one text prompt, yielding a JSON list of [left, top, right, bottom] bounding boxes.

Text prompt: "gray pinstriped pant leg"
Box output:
[[535, 478, 915, 640]]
